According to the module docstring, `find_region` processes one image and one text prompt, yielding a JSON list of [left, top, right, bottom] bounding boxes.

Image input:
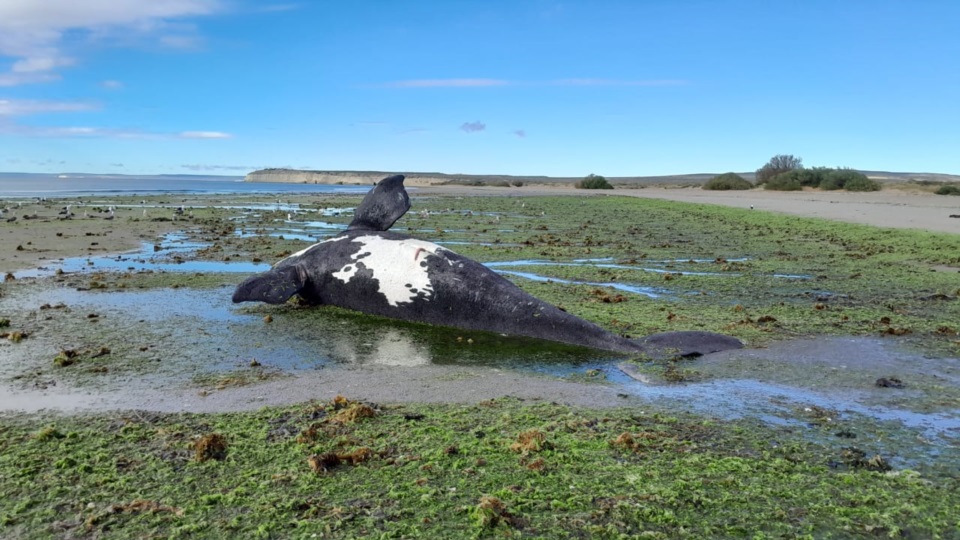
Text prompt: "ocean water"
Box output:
[[0, 174, 370, 197]]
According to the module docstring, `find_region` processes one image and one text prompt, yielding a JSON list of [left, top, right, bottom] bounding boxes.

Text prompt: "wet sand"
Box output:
[[0, 203, 182, 273]]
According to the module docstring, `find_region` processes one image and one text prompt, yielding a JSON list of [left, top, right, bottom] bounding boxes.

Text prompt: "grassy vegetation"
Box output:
[[3, 397, 959, 539]]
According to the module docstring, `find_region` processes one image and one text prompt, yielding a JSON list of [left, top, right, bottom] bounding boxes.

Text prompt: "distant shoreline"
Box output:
[[243, 167, 960, 188]]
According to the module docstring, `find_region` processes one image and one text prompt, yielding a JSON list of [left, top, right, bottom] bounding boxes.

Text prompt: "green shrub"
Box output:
[[772, 169, 825, 188], [935, 184, 960, 196], [833, 170, 880, 192], [703, 173, 752, 190], [576, 174, 613, 190], [763, 174, 803, 191], [763, 168, 880, 192], [818, 171, 845, 191]]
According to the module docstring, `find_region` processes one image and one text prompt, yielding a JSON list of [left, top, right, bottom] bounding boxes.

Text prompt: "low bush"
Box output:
[[576, 174, 613, 190], [935, 184, 960, 196], [764, 168, 880, 192], [763, 174, 803, 191], [703, 173, 752, 190], [826, 169, 880, 191], [841, 174, 881, 192], [774, 169, 827, 189]]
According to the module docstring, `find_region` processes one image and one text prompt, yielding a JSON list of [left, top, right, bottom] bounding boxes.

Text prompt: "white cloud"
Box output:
[[12, 55, 75, 73], [100, 79, 124, 89], [0, 72, 61, 86], [0, 98, 98, 116], [178, 130, 232, 139], [0, 0, 221, 86]]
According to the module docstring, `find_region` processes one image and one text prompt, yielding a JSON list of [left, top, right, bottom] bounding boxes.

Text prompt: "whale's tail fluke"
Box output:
[[347, 175, 410, 232], [232, 265, 305, 304]]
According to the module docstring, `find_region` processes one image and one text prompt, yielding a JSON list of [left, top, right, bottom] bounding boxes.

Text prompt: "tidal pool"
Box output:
[[2, 281, 957, 460]]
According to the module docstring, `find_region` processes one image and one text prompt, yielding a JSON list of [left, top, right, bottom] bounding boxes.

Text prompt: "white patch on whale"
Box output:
[[332, 235, 448, 306], [276, 236, 348, 266]]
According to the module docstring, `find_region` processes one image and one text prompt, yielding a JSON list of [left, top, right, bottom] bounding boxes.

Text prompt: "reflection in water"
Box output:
[[328, 328, 432, 367]]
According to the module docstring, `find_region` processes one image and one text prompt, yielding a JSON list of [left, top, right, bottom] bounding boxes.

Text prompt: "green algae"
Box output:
[[1, 398, 958, 539]]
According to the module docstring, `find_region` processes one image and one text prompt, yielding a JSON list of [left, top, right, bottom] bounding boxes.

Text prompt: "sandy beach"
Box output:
[[411, 183, 960, 235]]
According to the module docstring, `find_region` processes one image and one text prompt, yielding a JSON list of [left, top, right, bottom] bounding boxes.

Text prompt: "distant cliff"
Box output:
[[243, 168, 563, 186], [243, 168, 744, 187], [244, 168, 960, 187]]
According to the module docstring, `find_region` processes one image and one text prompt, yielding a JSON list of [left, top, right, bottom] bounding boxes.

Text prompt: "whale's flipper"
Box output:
[[347, 174, 410, 231], [232, 265, 305, 304], [637, 331, 743, 359]]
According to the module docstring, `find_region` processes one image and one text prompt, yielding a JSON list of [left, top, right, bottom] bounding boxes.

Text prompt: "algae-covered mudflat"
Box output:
[[1, 192, 958, 538]]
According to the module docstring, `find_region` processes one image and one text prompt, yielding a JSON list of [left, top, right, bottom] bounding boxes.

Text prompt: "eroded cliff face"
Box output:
[[244, 169, 456, 185], [242, 168, 581, 187]]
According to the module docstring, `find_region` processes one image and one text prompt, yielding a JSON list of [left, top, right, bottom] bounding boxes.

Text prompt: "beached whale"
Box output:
[[233, 175, 742, 357]]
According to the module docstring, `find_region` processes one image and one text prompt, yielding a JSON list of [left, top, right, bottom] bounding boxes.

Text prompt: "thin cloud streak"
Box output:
[[178, 130, 232, 139], [377, 78, 688, 88], [182, 163, 258, 171], [550, 78, 686, 86], [0, 121, 231, 140], [0, 98, 99, 116], [0, 124, 157, 138], [379, 78, 510, 88], [0, 72, 61, 86]]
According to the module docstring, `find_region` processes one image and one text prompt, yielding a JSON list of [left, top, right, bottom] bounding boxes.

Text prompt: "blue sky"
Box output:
[[1, 1, 958, 177]]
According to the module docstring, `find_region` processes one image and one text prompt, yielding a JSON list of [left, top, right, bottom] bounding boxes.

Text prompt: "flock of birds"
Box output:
[[0, 198, 190, 223]]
